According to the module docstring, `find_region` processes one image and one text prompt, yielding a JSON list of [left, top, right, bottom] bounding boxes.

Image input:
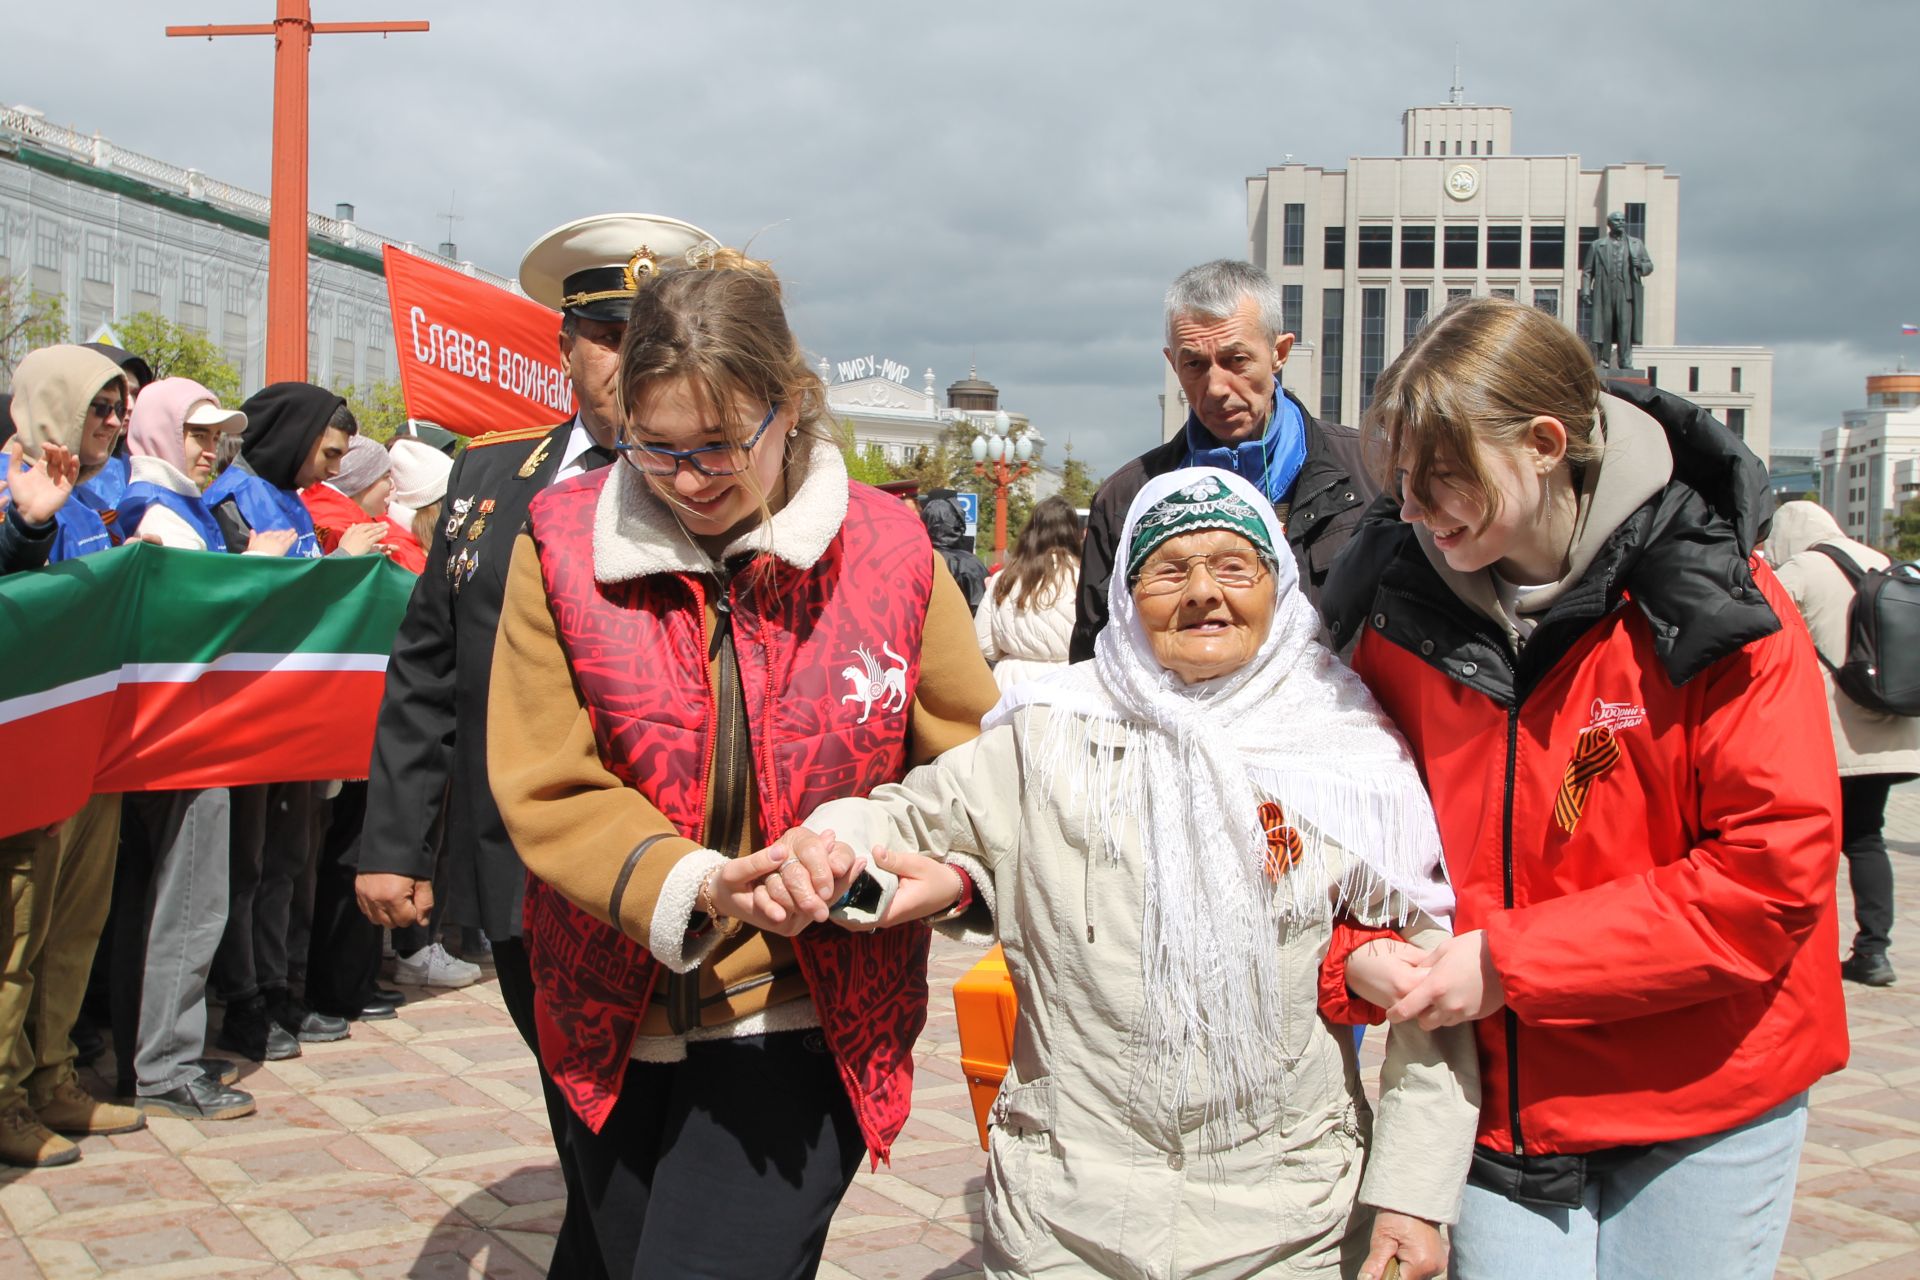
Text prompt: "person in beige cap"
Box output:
[[383, 436, 455, 574], [356, 213, 721, 1280]]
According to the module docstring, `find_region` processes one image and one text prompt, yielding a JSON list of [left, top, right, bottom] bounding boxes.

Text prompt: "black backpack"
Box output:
[[1812, 543, 1920, 716]]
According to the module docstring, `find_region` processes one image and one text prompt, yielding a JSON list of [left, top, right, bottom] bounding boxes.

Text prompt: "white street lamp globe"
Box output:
[[994, 409, 1011, 437], [1014, 434, 1033, 462], [990, 436, 1007, 462], [970, 435, 988, 463]]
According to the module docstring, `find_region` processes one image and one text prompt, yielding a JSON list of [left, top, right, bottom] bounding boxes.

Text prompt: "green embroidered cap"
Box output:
[[1125, 474, 1277, 580]]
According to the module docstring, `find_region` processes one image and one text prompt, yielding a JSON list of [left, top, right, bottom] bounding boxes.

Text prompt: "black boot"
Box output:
[[264, 987, 350, 1043], [215, 995, 302, 1061], [1841, 952, 1897, 987]]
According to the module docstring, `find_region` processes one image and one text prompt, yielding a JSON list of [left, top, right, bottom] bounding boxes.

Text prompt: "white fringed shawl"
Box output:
[[985, 468, 1450, 1121]]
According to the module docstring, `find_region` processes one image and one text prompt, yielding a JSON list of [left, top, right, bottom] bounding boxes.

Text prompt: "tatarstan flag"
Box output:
[[0, 543, 414, 835]]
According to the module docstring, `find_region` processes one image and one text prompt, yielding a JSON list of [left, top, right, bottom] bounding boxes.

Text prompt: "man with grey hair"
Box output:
[[1070, 259, 1375, 660]]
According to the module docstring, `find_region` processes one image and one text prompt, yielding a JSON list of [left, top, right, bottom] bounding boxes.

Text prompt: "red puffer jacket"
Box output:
[[1321, 384, 1848, 1156]]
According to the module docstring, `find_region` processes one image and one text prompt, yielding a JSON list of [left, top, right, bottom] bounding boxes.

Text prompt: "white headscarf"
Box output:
[[987, 467, 1449, 1118]]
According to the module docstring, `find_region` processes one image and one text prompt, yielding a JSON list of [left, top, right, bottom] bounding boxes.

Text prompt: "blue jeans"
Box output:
[[1452, 1091, 1808, 1280]]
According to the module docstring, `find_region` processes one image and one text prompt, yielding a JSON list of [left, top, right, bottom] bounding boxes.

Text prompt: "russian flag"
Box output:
[[1903, 323, 1919, 336]]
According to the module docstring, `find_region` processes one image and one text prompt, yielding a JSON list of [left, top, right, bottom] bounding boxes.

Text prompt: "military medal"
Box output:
[[466, 515, 488, 541], [445, 496, 474, 540], [517, 439, 552, 478]]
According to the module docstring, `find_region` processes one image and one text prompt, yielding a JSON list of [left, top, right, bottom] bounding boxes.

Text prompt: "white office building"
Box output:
[[1820, 373, 1920, 547]]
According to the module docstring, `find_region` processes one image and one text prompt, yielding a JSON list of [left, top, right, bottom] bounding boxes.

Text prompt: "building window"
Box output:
[[1578, 226, 1600, 269], [84, 234, 111, 283], [1625, 202, 1647, 245], [1444, 225, 1479, 269], [1646, 366, 1658, 387], [1447, 286, 1471, 303], [1404, 288, 1430, 347], [134, 247, 159, 295], [1529, 226, 1565, 270], [1283, 203, 1305, 267], [34, 222, 59, 270], [1487, 225, 1523, 270], [1424, 140, 1432, 156], [182, 264, 205, 307], [226, 271, 247, 314], [1320, 288, 1345, 423], [1400, 225, 1435, 270], [1360, 289, 1387, 413], [1533, 288, 1560, 318], [1281, 284, 1303, 339], [1323, 226, 1345, 270], [1731, 366, 1743, 393], [1490, 288, 1516, 300], [1455, 140, 1463, 155], [1688, 366, 1700, 393], [1727, 408, 1747, 439], [1471, 139, 1479, 155], [1358, 225, 1393, 270]]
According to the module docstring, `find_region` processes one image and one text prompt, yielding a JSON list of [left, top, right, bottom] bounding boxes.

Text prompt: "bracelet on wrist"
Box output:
[[926, 865, 976, 924]]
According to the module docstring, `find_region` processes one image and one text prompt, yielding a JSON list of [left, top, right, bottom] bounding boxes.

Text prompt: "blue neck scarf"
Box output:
[[1181, 380, 1307, 506]]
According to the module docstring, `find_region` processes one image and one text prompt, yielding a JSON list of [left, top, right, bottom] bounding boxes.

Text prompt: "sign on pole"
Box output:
[[953, 491, 980, 540]]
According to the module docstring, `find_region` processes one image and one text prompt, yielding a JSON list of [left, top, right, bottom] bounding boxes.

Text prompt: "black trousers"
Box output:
[[303, 782, 383, 1018], [1840, 774, 1899, 958], [566, 1029, 867, 1280], [493, 936, 609, 1280]]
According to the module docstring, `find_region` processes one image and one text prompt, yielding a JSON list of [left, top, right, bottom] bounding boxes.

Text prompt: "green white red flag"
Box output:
[[0, 544, 413, 836]]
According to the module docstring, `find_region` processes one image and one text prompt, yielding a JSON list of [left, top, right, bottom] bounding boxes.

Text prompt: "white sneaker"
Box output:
[[394, 943, 482, 989]]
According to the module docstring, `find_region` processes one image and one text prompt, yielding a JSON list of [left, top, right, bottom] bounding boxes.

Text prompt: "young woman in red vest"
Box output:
[[1321, 297, 1848, 1278], [487, 248, 999, 1279]]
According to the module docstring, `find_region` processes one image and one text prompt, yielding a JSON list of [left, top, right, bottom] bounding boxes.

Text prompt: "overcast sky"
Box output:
[[9, 1, 1916, 475]]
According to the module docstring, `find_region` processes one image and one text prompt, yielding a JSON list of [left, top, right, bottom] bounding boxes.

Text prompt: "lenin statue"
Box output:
[[1581, 211, 1654, 369]]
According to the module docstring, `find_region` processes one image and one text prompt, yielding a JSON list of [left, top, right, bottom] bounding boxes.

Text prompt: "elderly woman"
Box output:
[[804, 468, 1479, 1279]]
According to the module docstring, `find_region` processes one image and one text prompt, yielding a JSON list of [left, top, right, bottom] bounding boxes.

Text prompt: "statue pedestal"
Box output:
[[1602, 366, 1650, 386]]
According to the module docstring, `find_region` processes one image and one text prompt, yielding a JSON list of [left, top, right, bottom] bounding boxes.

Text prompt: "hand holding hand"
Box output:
[[247, 527, 297, 556], [1385, 929, 1506, 1031], [707, 829, 862, 937], [1345, 937, 1430, 1010], [1360, 1210, 1447, 1280], [3, 439, 78, 525], [356, 872, 434, 928], [338, 521, 390, 556]]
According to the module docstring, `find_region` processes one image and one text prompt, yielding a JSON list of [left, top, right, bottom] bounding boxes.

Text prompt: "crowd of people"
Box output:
[[0, 217, 1898, 1279]]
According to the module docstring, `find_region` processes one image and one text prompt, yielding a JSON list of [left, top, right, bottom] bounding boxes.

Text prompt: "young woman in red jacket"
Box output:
[[1322, 297, 1847, 1278]]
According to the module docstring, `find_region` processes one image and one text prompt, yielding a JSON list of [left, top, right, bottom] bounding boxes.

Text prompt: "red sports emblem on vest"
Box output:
[[1554, 725, 1622, 834], [1259, 800, 1304, 881]]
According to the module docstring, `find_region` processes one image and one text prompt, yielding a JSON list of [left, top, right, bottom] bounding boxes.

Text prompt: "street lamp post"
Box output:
[[969, 409, 1032, 570]]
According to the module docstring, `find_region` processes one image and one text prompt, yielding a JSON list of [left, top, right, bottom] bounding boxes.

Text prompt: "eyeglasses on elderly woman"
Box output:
[[616, 401, 779, 477], [1131, 548, 1269, 595]]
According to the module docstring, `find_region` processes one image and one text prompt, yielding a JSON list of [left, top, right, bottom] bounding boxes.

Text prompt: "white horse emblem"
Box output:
[[840, 642, 909, 723]]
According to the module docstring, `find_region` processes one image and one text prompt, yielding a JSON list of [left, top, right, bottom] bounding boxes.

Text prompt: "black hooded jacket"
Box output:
[[237, 382, 348, 491], [921, 491, 988, 611]]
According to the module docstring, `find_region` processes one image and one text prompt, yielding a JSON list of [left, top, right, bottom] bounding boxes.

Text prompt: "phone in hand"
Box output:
[[828, 861, 899, 927]]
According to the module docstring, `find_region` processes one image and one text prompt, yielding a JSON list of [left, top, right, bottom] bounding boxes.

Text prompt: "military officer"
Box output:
[[355, 213, 720, 1280]]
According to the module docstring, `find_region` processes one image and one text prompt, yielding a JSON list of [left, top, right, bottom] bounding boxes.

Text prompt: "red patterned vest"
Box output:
[[521, 472, 935, 1161]]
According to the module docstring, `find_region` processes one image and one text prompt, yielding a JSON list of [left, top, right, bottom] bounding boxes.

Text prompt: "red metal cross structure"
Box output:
[[167, 3, 428, 385]]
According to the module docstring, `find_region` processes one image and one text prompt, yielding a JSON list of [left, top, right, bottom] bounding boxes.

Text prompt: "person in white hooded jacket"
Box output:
[[974, 495, 1081, 692], [1765, 500, 1920, 987]]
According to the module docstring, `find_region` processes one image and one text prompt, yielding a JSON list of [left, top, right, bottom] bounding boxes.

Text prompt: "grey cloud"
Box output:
[[9, 1, 1912, 471]]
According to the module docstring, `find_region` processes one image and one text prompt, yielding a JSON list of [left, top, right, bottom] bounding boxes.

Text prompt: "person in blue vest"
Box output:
[[0, 345, 129, 565], [71, 343, 153, 536], [204, 382, 382, 560], [117, 377, 294, 554]]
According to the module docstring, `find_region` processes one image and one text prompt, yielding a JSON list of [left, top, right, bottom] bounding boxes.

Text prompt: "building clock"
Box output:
[[1445, 165, 1479, 201]]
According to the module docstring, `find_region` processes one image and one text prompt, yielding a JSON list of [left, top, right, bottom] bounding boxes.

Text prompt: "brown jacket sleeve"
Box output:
[[909, 551, 1002, 764], [489, 532, 721, 969]]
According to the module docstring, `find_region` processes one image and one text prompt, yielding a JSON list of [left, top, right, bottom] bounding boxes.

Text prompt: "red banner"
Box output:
[[382, 245, 575, 437]]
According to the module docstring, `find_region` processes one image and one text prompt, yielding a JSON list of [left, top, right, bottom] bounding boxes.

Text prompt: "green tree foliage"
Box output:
[[834, 418, 897, 486], [0, 277, 66, 389], [116, 311, 241, 405], [1890, 498, 1920, 562], [337, 379, 409, 444], [1058, 442, 1101, 510]]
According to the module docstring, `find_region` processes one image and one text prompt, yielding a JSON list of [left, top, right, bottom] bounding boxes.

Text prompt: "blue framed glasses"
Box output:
[[616, 402, 780, 477]]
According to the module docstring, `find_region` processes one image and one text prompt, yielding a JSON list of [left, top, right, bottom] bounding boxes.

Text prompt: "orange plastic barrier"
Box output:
[[952, 944, 1019, 1150]]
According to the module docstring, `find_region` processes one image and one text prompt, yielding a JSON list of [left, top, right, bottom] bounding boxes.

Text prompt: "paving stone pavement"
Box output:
[[1, 788, 1916, 1279]]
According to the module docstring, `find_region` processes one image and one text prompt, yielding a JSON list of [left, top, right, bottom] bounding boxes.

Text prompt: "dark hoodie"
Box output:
[[921, 490, 988, 611], [202, 382, 348, 557]]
